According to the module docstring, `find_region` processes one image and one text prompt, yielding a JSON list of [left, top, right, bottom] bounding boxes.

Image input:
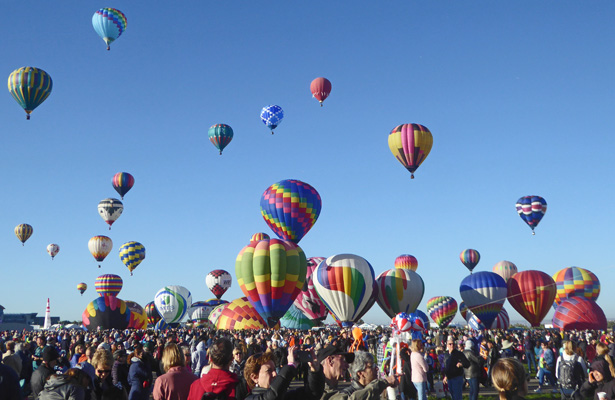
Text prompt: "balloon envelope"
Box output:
[[552, 267, 600, 308], [119, 241, 145, 275], [388, 123, 433, 179], [95, 274, 123, 297], [459, 271, 507, 328], [408, 310, 429, 332], [82, 296, 130, 331], [392, 312, 412, 333], [208, 124, 234, 155], [507, 270, 556, 327], [394, 254, 418, 271], [260, 179, 322, 244], [144, 301, 161, 325], [260, 105, 284, 133], [427, 296, 458, 329], [88, 236, 113, 263], [552, 298, 607, 331], [281, 304, 318, 330], [125, 301, 147, 330], [313, 254, 377, 327], [235, 238, 307, 327], [516, 196, 547, 233], [8, 67, 52, 119], [460, 249, 480, 273], [310, 77, 332, 106], [14, 224, 33, 245], [492, 261, 518, 283], [77, 283, 88, 296], [491, 307, 510, 330], [98, 198, 123, 228], [376, 268, 424, 319], [216, 297, 270, 330], [250, 232, 270, 243], [293, 257, 328, 321], [47, 244, 59, 259], [92, 8, 127, 50], [206, 270, 232, 299], [154, 286, 192, 324], [208, 303, 228, 326], [112, 172, 134, 199]]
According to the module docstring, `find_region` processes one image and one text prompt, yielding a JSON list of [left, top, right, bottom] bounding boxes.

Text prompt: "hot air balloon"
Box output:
[[459, 271, 507, 329], [145, 301, 161, 326], [293, 257, 328, 321], [552, 267, 600, 308], [14, 224, 33, 246], [408, 310, 429, 332], [92, 8, 127, 50], [88, 236, 113, 267], [394, 254, 418, 271], [376, 268, 424, 318], [260, 179, 322, 244], [82, 296, 130, 331], [190, 306, 215, 328], [516, 196, 547, 234], [392, 312, 412, 333], [388, 123, 433, 179], [553, 298, 607, 331], [77, 283, 88, 296], [507, 270, 556, 327], [216, 297, 272, 330], [260, 105, 284, 134], [312, 254, 377, 327], [46, 244, 59, 260], [250, 232, 270, 243], [208, 303, 228, 326], [427, 296, 458, 329], [119, 241, 145, 276], [112, 172, 135, 200], [206, 270, 232, 299], [310, 77, 332, 107], [235, 238, 307, 327], [491, 307, 510, 330], [280, 304, 318, 330], [205, 298, 229, 308], [95, 274, 123, 297], [459, 301, 468, 321], [98, 198, 123, 229], [466, 312, 485, 331], [492, 261, 518, 283], [154, 286, 192, 324], [125, 301, 147, 330], [460, 249, 480, 273], [208, 124, 234, 155], [8, 67, 52, 120]]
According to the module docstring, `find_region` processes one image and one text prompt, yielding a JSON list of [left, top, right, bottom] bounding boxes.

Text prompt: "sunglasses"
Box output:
[[97, 369, 111, 374]]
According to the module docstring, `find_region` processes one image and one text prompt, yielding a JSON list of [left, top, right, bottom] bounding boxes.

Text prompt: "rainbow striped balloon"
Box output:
[[552, 267, 600, 308], [427, 296, 458, 328], [8, 67, 52, 119], [394, 254, 418, 271], [92, 8, 127, 50], [249, 232, 270, 243], [388, 123, 433, 179], [95, 274, 123, 297], [460, 249, 480, 273], [112, 172, 134, 200]]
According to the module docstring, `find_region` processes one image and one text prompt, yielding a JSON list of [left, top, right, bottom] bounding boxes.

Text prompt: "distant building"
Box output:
[[0, 313, 60, 331]]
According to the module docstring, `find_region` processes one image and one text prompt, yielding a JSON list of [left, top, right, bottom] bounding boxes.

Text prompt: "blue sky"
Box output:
[[1, 1, 614, 326]]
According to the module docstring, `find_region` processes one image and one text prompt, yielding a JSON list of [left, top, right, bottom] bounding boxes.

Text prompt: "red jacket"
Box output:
[[187, 368, 239, 400]]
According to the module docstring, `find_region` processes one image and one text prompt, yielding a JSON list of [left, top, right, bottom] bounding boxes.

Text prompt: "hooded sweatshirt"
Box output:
[[580, 359, 615, 400], [38, 375, 86, 400], [187, 368, 240, 400]]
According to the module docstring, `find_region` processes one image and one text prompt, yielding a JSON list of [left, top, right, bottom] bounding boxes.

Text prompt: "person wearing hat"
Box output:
[[318, 343, 355, 395], [31, 346, 60, 397], [581, 358, 615, 399], [443, 336, 470, 400]]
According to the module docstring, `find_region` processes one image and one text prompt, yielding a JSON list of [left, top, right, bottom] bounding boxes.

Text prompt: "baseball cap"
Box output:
[[317, 344, 355, 364], [43, 346, 60, 362]]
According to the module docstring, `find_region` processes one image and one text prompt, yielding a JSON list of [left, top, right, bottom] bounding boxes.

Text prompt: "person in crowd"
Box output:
[[31, 346, 61, 397], [535, 340, 558, 394], [32, 336, 47, 370], [318, 343, 354, 397], [153, 343, 198, 400], [38, 367, 91, 400], [231, 347, 247, 377], [92, 348, 126, 400], [523, 333, 536, 375], [463, 340, 482, 400], [555, 340, 586, 400], [187, 338, 239, 400], [581, 358, 615, 400], [2, 341, 22, 377], [595, 343, 615, 378], [442, 336, 469, 400], [491, 357, 528, 400], [181, 346, 192, 372], [128, 343, 153, 400], [409, 339, 428, 400], [398, 346, 417, 400], [243, 346, 325, 400], [112, 349, 130, 392], [486, 339, 500, 384], [0, 362, 23, 400], [70, 344, 85, 368], [191, 336, 209, 376]]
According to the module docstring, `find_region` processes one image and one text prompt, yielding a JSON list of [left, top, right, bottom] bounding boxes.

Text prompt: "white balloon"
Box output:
[[154, 285, 192, 324]]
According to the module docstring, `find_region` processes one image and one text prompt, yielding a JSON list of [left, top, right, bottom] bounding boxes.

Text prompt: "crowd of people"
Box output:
[[0, 325, 613, 400]]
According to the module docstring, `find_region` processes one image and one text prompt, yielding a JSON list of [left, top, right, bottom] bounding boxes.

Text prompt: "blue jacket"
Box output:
[[128, 358, 152, 400], [543, 348, 555, 369]]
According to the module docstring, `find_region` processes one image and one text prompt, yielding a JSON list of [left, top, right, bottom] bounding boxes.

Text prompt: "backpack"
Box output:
[[558, 356, 584, 389]]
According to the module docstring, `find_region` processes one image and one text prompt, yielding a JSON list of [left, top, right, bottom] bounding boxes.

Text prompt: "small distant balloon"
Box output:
[[119, 241, 145, 276], [394, 254, 418, 271], [77, 283, 87, 296], [95, 274, 123, 297], [88, 236, 113, 268], [388, 123, 433, 179], [492, 260, 518, 283], [516, 196, 547, 235], [310, 77, 332, 107], [112, 172, 134, 200], [98, 198, 123, 229], [92, 8, 127, 50], [47, 244, 60, 260], [208, 124, 234, 155], [249, 232, 270, 243], [260, 105, 284, 134], [14, 224, 33, 246], [8, 67, 53, 120], [460, 249, 480, 273], [144, 301, 161, 326], [206, 270, 232, 299]]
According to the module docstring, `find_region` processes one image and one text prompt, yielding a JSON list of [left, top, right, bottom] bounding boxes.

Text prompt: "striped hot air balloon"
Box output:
[[119, 241, 145, 276], [95, 274, 123, 297], [8, 67, 52, 119], [92, 8, 127, 50]]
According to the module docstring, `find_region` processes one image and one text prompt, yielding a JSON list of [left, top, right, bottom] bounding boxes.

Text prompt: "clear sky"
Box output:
[[1, 1, 614, 326]]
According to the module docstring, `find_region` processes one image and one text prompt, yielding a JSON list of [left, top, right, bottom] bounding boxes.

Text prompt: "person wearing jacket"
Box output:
[[38, 368, 90, 400], [442, 337, 470, 400], [187, 338, 240, 400], [410, 340, 429, 400], [128, 344, 153, 400], [191, 339, 209, 376], [491, 358, 528, 400], [555, 340, 587, 400], [243, 346, 325, 400], [463, 340, 482, 400], [31, 346, 61, 398], [581, 358, 615, 400], [340, 350, 396, 399], [398, 347, 418, 400], [112, 349, 130, 392], [535, 341, 557, 393], [153, 343, 198, 400], [92, 348, 127, 400]]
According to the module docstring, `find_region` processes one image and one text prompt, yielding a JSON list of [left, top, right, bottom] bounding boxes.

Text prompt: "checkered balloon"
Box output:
[[260, 105, 284, 133], [206, 269, 232, 299]]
